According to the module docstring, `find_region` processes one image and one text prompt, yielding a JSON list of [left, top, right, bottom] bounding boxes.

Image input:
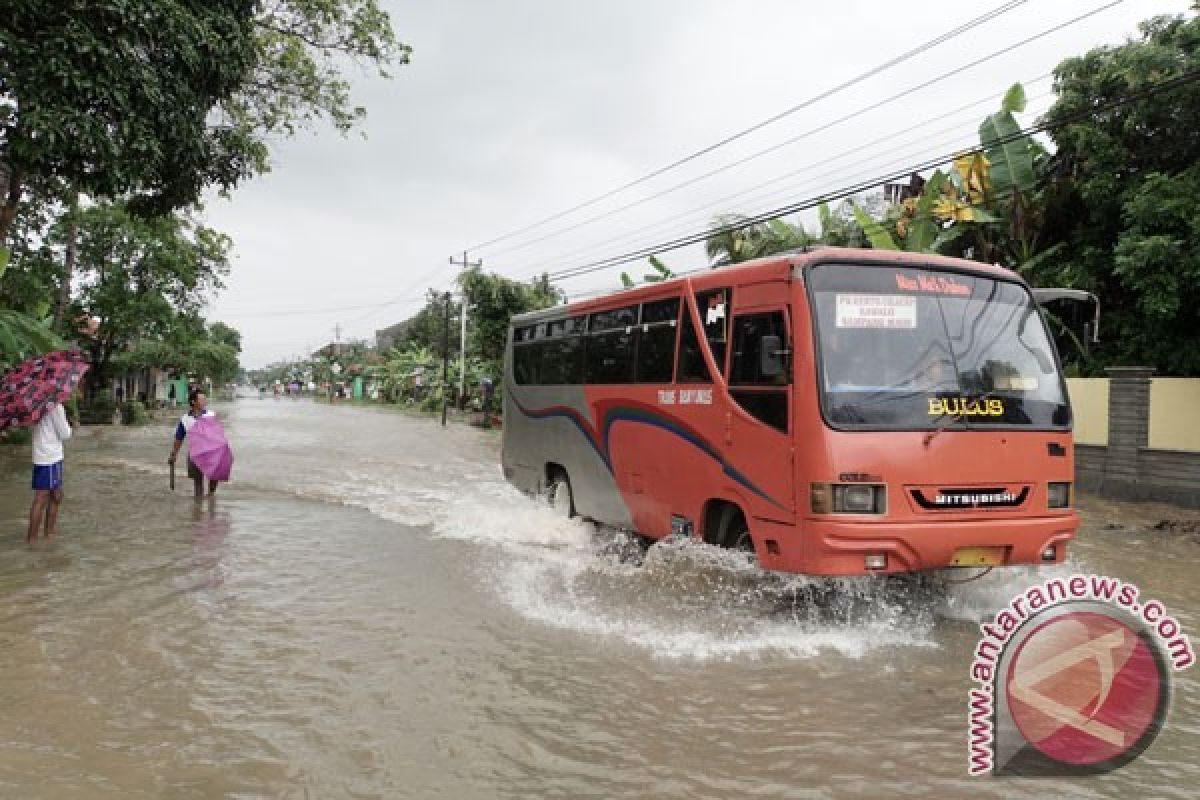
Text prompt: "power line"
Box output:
[[513, 80, 1055, 276], [216, 301, 393, 318], [539, 69, 1200, 284], [483, 1, 1120, 262], [465, 0, 1032, 254]]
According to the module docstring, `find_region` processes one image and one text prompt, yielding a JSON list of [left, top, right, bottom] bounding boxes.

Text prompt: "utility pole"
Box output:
[[440, 291, 451, 426], [448, 251, 482, 412]]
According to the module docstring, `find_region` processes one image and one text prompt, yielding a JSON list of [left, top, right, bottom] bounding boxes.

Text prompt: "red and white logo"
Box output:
[[967, 575, 1192, 777], [1005, 610, 1166, 769]]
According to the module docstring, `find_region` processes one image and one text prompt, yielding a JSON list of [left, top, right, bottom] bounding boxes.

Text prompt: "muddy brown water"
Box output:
[[0, 398, 1195, 799]]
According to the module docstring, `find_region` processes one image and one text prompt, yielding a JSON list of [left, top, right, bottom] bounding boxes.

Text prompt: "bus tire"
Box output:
[[716, 504, 755, 556], [547, 470, 575, 519]]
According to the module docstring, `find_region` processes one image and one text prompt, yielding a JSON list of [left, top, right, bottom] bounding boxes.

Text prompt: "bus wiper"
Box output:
[[923, 408, 963, 447]]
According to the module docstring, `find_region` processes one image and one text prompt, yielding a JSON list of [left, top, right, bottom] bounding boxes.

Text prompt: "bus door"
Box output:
[[725, 298, 794, 519]]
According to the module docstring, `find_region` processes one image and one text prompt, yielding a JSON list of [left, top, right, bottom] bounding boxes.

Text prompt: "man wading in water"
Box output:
[[169, 389, 218, 500]]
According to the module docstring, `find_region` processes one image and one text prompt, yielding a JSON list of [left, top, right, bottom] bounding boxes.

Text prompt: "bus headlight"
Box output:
[[812, 483, 887, 514], [1047, 481, 1072, 509]]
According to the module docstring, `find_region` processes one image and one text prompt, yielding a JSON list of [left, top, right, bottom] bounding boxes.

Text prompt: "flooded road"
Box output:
[[0, 398, 1196, 798]]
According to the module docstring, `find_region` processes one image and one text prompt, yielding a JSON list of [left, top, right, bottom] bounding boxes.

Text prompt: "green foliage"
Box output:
[[120, 400, 149, 425], [704, 212, 818, 266], [0, 308, 62, 369], [70, 202, 231, 385], [852, 204, 898, 250], [391, 290, 461, 360], [1, 427, 31, 446], [0, 1, 261, 238], [621, 255, 674, 288], [905, 170, 948, 252], [0, 245, 63, 369], [238, 0, 409, 137], [0, 2, 408, 244], [459, 268, 561, 365], [980, 87, 1037, 198], [79, 388, 117, 425], [208, 321, 243, 354], [1037, 12, 1200, 374]]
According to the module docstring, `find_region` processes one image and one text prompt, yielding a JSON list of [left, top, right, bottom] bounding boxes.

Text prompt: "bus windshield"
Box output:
[[808, 263, 1070, 430]]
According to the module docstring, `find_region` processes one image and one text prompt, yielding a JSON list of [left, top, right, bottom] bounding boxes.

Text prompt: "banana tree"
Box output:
[[852, 170, 971, 252], [621, 255, 675, 288], [0, 247, 63, 371], [936, 82, 1050, 269], [850, 83, 1052, 272]]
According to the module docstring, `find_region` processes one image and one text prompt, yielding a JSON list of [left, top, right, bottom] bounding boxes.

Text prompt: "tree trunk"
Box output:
[[0, 160, 20, 246], [54, 196, 79, 329]]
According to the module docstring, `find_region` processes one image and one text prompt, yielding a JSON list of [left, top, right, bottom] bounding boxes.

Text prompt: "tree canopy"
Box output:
[[0, 0, 408, 243], [0, 1, 261, 240], [1036, 12, 1200, 374], [69, 202, 232, 385]]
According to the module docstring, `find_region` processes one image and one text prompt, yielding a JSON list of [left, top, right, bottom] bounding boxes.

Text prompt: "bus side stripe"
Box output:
[[509, 395, 612, 471], [511, 394, 784, 510], [601, 407, 786, 511]]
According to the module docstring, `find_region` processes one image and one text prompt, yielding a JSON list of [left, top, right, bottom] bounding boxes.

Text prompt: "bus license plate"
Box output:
[[950, 546, 1007, 567]]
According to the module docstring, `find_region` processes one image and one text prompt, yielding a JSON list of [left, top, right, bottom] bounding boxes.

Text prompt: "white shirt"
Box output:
[[32, 404, 72, 466]]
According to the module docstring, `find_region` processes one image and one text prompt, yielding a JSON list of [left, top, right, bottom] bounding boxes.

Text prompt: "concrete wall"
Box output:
[[1074, 368, 1200, 509], [1066, 378, 1109, 446], [1149, 379, 1200, 452]]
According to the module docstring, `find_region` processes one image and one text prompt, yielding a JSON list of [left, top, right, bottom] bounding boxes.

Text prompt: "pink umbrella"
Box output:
[[189, 415, 234, 481], [0, 350, 89, 431]]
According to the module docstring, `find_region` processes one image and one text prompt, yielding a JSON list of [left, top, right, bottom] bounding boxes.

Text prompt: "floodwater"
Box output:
[[0, 398, 1196, 799]]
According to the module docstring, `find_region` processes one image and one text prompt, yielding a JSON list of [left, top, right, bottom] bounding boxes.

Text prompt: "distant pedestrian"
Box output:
[[167, 382, 177, 408], [168, 389, 218, 500], [28, 401, 72, 542]]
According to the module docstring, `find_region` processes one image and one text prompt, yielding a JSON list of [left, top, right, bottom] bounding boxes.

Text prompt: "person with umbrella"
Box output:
[[28, 399, 73, 541], [0, 349, 88, 542], [168, 388, 221, 500]]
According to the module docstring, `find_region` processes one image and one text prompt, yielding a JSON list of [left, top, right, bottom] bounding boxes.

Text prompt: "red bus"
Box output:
[[502, 248, 1078, 576]]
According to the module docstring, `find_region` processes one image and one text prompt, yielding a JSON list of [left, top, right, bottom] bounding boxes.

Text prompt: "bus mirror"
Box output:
[[761, 334, 785, 377]]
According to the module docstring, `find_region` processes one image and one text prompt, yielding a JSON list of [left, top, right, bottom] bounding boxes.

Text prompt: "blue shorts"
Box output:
[[32, 461, 64, 492]]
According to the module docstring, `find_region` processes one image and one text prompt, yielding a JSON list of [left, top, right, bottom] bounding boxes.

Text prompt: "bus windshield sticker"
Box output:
[[835, 294, 917, 329], [706, 299, 726, 326], [894, 272, 972, 297]]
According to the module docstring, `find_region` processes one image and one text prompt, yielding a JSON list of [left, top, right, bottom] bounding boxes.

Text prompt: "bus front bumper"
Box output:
[[753, 514, 1079, 576]]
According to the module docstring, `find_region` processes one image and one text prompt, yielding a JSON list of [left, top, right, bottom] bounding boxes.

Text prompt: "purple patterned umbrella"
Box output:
[[189, 415, 234, 481], [0, 350, 88, 431]]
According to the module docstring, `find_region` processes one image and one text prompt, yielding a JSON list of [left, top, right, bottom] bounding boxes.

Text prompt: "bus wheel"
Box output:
[[547, 472, 575, 519], [716, 505, 756, 559]]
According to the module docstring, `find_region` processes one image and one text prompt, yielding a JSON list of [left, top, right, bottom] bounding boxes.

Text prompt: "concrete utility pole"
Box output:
[[440, 291, 452, 427], [448, 251, 482, 411]]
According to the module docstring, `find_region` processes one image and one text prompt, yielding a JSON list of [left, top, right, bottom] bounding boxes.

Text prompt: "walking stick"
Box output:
[[169, 460, 175, 491]]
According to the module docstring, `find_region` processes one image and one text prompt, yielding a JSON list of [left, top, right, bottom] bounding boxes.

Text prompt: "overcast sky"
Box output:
[[201, 0, 1190, 368]]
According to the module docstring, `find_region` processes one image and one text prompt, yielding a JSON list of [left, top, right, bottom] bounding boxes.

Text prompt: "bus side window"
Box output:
[[729, 311, 790, 433], [676, 306, 711, 383], [696, 289, 732, 372], [635, 298, 679, 383], [541, 337, 582, 384], [514, 342, 537, 385], [586, 306, 637, 384], [537, 316, 584, 385], [731, 312, 790, 385]]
